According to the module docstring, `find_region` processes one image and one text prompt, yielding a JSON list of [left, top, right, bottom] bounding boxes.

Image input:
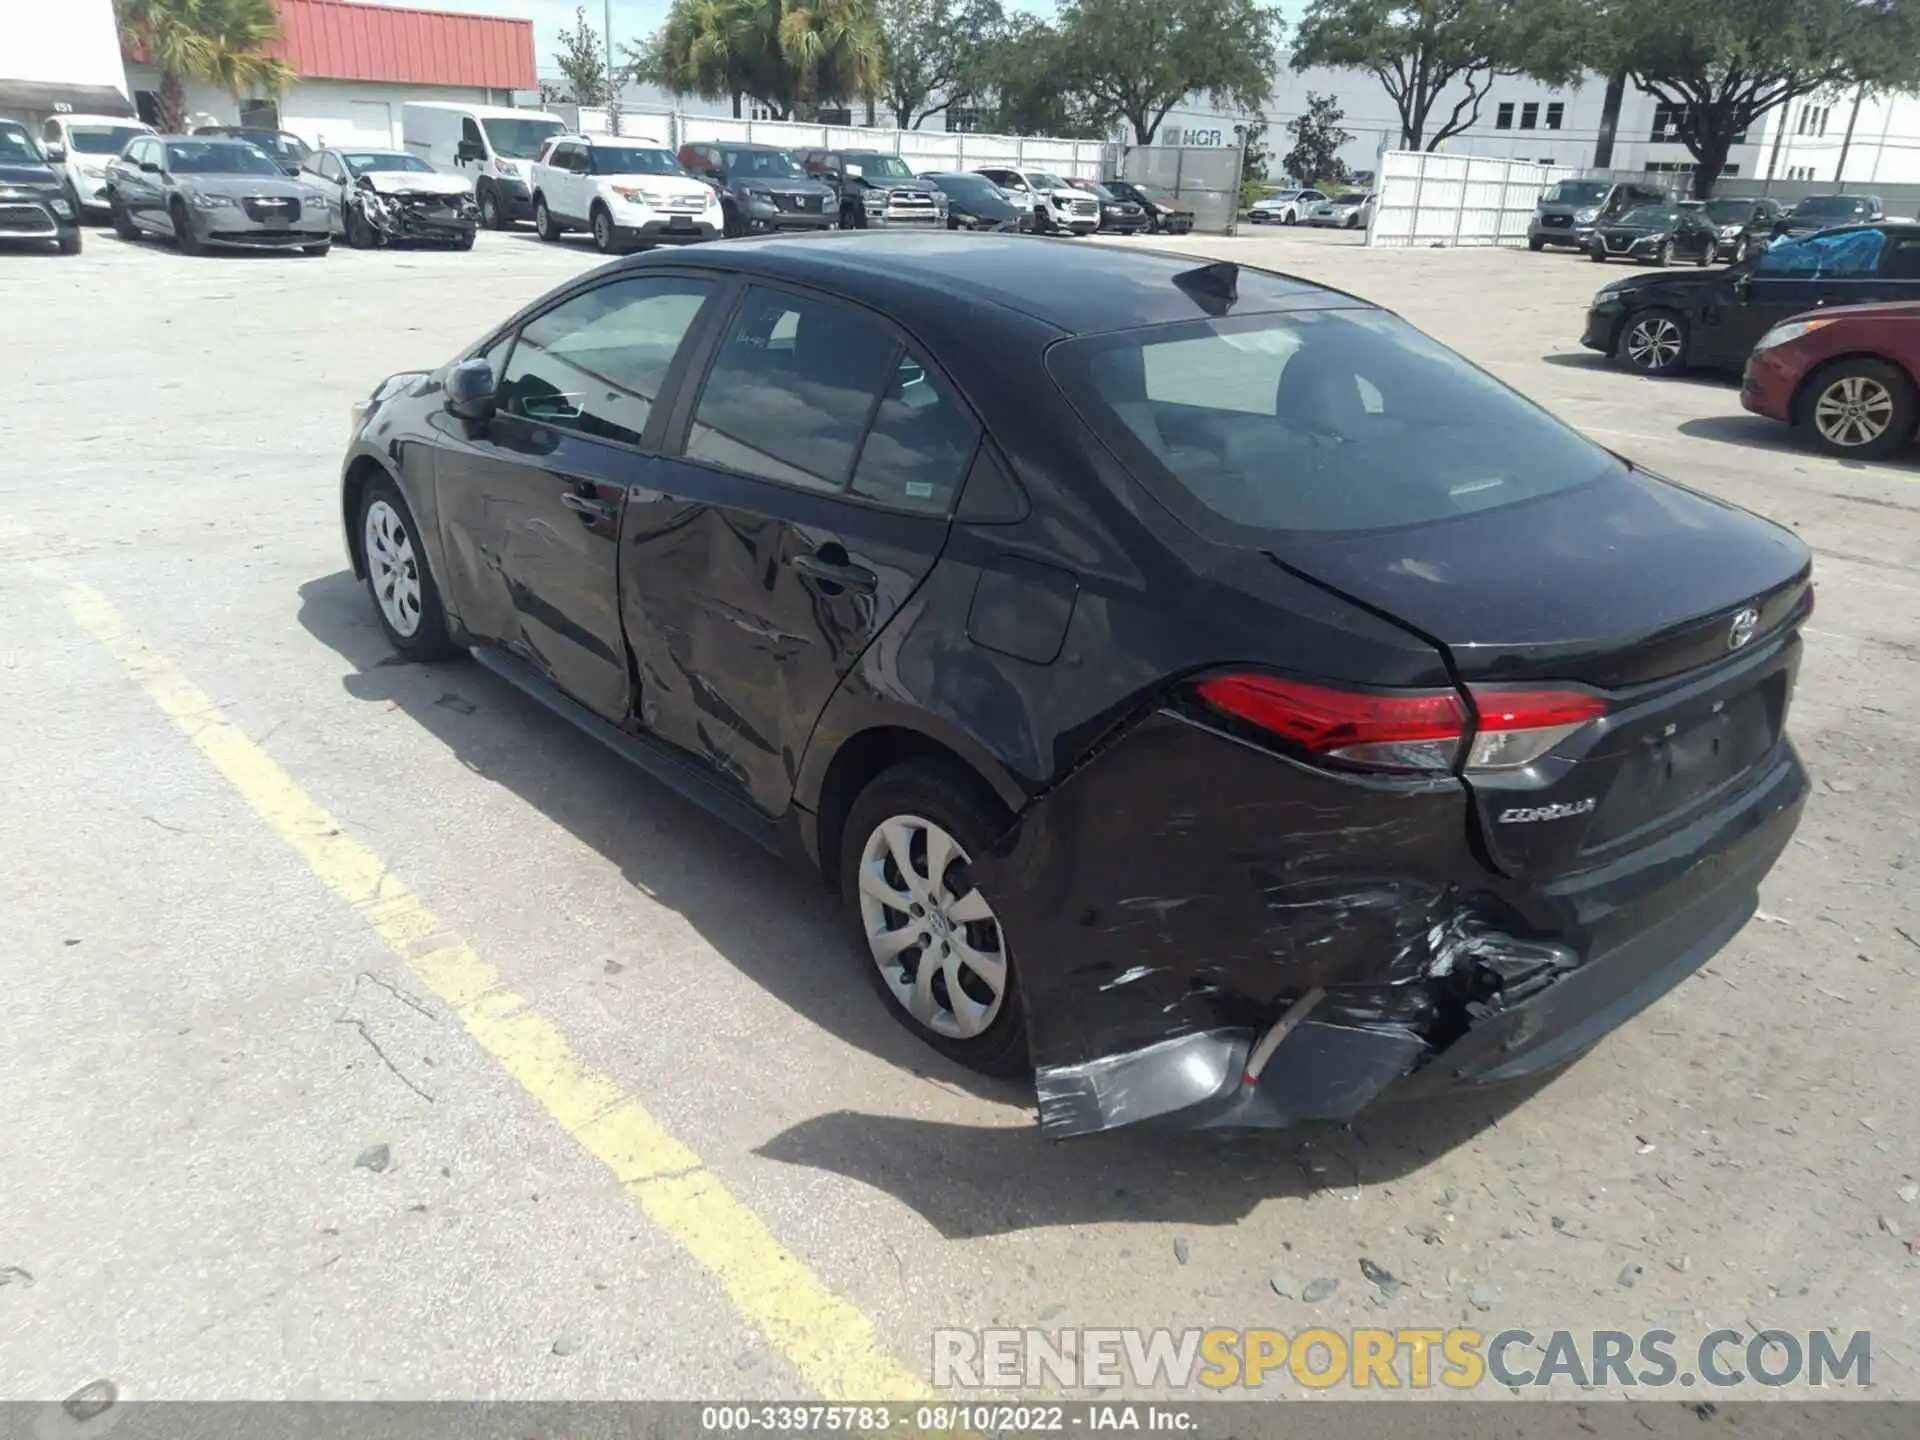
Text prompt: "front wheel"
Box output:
[[110, 193, 139, 240], [358, 476, 459, 661], [721, 202, 744, 239], [57, 230, 81, 255], [1799, 358, 1917, 460], [477, 183, 504, 230], [344, 206, 373, 248], [590, 204, 619, 253], [170, 201, 201, 255], [1529, 236, 1545, 252], [534, 196, 560, 241], [1616, 308, 1689, 376], [1590, 243, 1608, 263], [840, 761, 1026, 1077], [841, 202, 863, 230], [1653, 239, 1675, 267], [301, 240, 330, 257]]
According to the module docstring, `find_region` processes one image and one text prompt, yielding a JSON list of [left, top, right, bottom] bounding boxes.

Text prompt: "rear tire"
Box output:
[[357, 475, 459, 662], [1615, 307, 1689, 377], [1796, 357, 1918, 460], [839, 761, 1027, 1078]]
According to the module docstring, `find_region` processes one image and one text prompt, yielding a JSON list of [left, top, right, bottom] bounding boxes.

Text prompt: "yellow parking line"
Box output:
[[58, 579, 928, 1402]]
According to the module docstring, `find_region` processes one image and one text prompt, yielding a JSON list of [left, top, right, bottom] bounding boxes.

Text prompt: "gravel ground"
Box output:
[[0, 221, 1914, 1404]]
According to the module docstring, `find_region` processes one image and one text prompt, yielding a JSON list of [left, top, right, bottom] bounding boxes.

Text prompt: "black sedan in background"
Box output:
[[341, 233, 1808, 1137], [1100, 177, 1194, 233], [919, 171, 1030, 231], [1069, 179, 1147, 234], [1773, 193, 1883, 242], [1589, 204, 1718, 265], [1582, 222, 1920, 375]]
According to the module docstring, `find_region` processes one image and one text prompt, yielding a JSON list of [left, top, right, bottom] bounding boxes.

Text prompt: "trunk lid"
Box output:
[[1266, 466, 1812, 878]]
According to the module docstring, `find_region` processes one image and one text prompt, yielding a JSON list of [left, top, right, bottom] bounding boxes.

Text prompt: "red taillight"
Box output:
[[1196, 674, 1607, 774], [1195, 674, 1468, 773]]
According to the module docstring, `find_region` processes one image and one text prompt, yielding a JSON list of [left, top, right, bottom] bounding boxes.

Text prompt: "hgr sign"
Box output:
[[1163, 127, 1228, 147]]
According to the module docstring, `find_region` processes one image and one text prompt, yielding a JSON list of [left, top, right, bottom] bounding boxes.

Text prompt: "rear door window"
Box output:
[[1049, 309, 1615, 536]]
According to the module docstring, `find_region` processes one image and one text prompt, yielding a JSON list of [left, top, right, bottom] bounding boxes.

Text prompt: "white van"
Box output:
[[40, 113, 155, 219], [401, 101, 566, 229]]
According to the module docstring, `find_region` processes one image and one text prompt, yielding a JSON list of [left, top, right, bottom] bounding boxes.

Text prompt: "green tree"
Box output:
[[1282, 91, 1352, 184], [1053, 0, 1280, 144], [966, 16, 1110, 136], [631, 0, 883, 119], [553, 6, 612, 105], [1291, 0, 1583, 151], [1592, 0, 1920, 197], [113, 0, 295, 133], [874, 0, 1003, 129]]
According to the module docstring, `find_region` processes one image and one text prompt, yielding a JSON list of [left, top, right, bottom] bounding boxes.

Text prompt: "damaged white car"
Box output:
[[302, 148, 478, 250]]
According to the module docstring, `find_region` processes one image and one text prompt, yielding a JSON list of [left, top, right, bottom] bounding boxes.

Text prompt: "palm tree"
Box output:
[[635, 0, 882, 120], [114, 0, 296, 133], [778, 0, 883, 119]]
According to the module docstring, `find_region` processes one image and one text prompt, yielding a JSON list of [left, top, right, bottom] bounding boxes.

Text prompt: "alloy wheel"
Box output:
[[1625, 317, 1683, 372], [1813, 374, 1896, 448], [857, 814, 1007, 1040], [363, 499, 423, 638], [594, 210, 613, 251]]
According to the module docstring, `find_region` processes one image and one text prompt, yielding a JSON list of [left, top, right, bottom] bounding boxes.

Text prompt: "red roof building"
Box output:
[[265, 0, 536, 93]]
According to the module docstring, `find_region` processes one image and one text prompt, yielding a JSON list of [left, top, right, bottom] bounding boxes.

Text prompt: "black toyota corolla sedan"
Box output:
[[340, 233, 1810, 1137]]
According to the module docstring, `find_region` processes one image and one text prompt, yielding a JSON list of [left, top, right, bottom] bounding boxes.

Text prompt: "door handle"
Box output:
[[790, 550, 878, 593], [560, 491, 618, 524]]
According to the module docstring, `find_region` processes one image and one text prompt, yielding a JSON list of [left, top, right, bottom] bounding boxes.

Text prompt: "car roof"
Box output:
[[627, 230, 1363, 333], [695, 141, 784, 153], [160, 134, 256, 145]]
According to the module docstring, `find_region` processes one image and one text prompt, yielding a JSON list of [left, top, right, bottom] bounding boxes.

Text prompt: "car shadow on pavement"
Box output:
[[1674, 413, 1920, 472], [294, 569, 1024, 1107], [753, 1071, 1556, 1236], [299, 566, 1552, 1224]]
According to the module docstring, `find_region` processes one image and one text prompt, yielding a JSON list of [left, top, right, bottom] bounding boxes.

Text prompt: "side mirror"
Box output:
[[445, 357, 498, 421], [45, 142, 67, 163], [140, 161, 160, 174], [456, 141, 483, 163]]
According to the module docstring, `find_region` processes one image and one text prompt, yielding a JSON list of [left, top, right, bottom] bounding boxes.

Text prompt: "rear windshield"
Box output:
[[1048, 309, 1615, 537], [69, 124, 146, 155]]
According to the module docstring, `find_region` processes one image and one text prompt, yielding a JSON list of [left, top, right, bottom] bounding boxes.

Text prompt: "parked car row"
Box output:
[[1581, 220, 1920, 459]]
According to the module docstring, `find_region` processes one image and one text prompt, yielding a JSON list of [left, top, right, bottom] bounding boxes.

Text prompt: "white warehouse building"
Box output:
[[1162, 61, 1920, 192]]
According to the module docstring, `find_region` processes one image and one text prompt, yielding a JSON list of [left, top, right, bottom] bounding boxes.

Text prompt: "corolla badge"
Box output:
[[1727, 607, 1760, 650], [1499, 798, 1597, 824]]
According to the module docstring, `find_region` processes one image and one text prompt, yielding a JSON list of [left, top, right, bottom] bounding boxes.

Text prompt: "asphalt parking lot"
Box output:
[[2, 221, 1916, 1404]]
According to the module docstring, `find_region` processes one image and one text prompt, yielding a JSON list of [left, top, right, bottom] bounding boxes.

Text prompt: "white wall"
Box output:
[[7, 0, 128, 93], [124, 67, 501, 148]]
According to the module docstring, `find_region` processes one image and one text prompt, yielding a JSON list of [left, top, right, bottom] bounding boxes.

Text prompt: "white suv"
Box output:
[[531, 135, 722, 253], [41, 113, 155, 220], [973, 166, 1101, 235]]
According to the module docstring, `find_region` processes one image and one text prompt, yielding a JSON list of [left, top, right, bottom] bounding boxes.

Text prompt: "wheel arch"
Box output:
[[804, 719, 1025, 892], [341, 454, 392, 579]]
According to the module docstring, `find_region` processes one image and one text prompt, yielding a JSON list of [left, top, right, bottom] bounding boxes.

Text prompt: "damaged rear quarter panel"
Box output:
[[974, 707, 1485, 1072]]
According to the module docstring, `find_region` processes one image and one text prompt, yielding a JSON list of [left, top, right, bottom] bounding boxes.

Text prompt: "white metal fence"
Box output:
[[561, 105, 1115, 179], [1367, 150, 1579, 248]]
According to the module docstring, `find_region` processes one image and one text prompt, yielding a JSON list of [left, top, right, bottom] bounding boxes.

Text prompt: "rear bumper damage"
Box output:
[[978, 709, 1808, 1138]]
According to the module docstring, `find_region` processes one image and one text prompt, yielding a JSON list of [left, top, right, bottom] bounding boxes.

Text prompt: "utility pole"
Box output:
[[604, 0, 619, 134], [1835, 82, 1867, 190]]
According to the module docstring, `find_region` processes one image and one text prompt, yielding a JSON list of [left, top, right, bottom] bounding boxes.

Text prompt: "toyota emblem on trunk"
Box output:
[[1727, 607, 1760, 650]]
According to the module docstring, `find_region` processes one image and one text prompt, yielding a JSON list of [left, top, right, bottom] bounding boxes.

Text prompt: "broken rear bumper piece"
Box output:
[[971, 709, 1808, 1139]]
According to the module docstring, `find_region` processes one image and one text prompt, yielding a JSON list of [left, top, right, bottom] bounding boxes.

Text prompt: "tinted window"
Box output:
[[850, 355, 980, 514], [1879, 236, 1920, 280], [1793, 195, 1875, 219], [1050, 310, 1614, 536], [1542, 180, 1607, 205], [1618, 207, 1679, 225], [591, 145, 682, 174], [0, 122, 42, 165], [499, 275, 715, 447], [67, 124, 145, 155], [725, 148, 801, 178], [686, 287, 899, 493], [1755, 228, 1884, 277]]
